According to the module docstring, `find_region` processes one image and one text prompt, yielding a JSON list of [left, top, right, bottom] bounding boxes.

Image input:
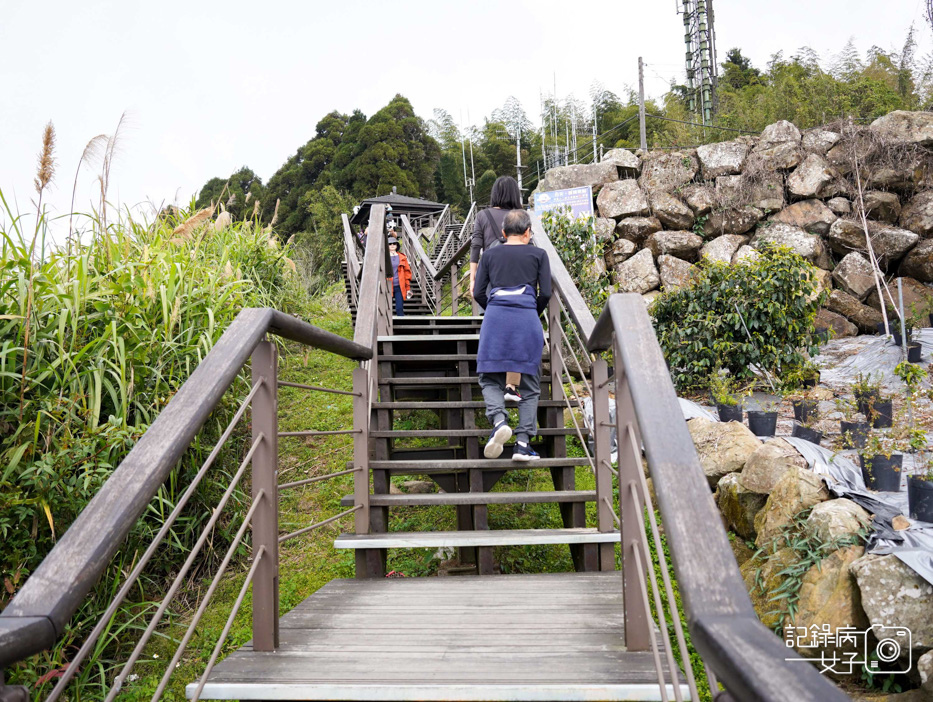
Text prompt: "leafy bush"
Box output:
[[540, 207, 610, 313], [651, 244, 826, 390]]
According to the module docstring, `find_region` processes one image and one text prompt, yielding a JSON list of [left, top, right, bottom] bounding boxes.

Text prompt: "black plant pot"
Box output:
[[717, 403, 743, 423], [747, 411, 778, 437], [792, 423, 823, 445], [870, 399, 894, 429], [908, 342, 922, 364], [855, 389, 880, 418], [792, 399, 818, 423], [876, 322, 886, 336], [859, 453, 903, 492], [815, 329, 831, 344], [840, 421, 870, 449], [892, 329, 912, 346], [908, 476, 933, 523], [802, 373, 820, 389]]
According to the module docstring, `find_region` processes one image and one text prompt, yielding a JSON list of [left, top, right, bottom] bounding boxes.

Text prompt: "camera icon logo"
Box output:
[[865, 625, 912, 674]]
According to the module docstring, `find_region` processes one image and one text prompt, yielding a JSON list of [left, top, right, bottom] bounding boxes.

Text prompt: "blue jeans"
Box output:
[[393, 285, 405, 316]]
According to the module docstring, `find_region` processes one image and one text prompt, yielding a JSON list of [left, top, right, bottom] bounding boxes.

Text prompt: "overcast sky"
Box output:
[[1, 0, 931, 235]]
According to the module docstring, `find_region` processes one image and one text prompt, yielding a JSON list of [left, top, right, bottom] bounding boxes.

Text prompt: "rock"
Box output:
[[899, 240, 933, 283], [638, 151, 699, 193], [389, 482, 403, 494], [893, 515, 911, 531], [730, 535, 755, 567], [769, 199, 837, 235], [759, 120, 802, 148], [648, 191, 694, 230], [900, 191, 933, 237], [787, 153, 839, 199], [828, 290, 885, 333], [919, 649, 933, 692], [741, 546, 798, 629], [807, 267, 833, 303], [613, 249, 660, 294], [402, 480, 435, 494], [870, 110, 933, 147], [682, 184, 718, 216], [748, 141, 802, 171], [864, 190, 902, 224], [802, 129, 841, 155], [596, 180, 650, 219], [538, 161, 619, 193], [601, 148, 641, 177], [701, 234, 748, 264], [696, 140, 748, 179], [687, 417, 761, 488], [867, 167, 914, 194], [792, 546, 868, 657], [815, 308, 858, 338], [642, 290, 661, 306], [610, 238, 637, 264], [732, 245, 761, 265], [850, 553, 933, 653], [646, 231, 703, 261], [750, 222, 831, 268], [702, 206, 764, 237], [594, 217, 615, 242], [615, 216, 662, 243], [740, 439, 808, 495], [754, 467, 830, 548], [806, 499, 872, 542], [827, 197, 852, 216], [825, 219, 920, 266], [832, 252, 878, 301], [658, 254, 696, 291], [748, 173, 786, 211], [866, 276, 933, 315], [717, 472, 767, 539]]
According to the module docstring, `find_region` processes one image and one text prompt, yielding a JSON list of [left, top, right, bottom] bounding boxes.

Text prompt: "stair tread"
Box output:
[[335, 528, 618, 549], [369, 457, 590, 470], [372, 400, 574, 408], [339, 490, 597, 507], [380, 334, 479, 342], [371, 428, 588, 438], [382, 376, 479, 385]]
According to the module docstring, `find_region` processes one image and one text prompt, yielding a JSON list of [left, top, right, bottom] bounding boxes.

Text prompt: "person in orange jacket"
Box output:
[[387, 236, 412, 316]]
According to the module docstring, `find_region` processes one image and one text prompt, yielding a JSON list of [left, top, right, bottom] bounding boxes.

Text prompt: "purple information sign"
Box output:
[[533, 185, 594, 220]]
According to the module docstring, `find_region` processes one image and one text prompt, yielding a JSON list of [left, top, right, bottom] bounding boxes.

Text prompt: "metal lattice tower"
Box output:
[[680, 0, 718, 125], [927, 0, 933, 33]]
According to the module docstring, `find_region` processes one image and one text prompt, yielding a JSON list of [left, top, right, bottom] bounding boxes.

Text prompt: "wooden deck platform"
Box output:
[[188, 572, 689, 701]]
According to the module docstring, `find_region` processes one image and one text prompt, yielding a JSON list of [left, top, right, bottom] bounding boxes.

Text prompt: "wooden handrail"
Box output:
[[400, 215, 437, 279], [0, 308, 370, 669], [353, 205, 388, 348]]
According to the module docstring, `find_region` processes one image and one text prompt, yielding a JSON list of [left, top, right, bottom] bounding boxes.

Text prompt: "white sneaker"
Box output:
[[484, 421, 512, 459]]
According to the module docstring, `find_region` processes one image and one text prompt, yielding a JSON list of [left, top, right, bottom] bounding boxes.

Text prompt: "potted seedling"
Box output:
[[799, 360, 821, 388], [788, 389, 818, 424], [892, 316, 914, 347], [868, 392, 894, 429], [709, 369, 745, 423], [791, 406, 823, 445], [908, 452, 933, 523], [859, 434, 903, 492], [747, 399, 780, 438], [853, 372, 882, 418], [836, 398, 869, 450]]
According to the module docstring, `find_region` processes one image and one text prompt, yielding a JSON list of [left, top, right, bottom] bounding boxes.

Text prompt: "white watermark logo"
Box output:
[[784, 625, 912, 676]]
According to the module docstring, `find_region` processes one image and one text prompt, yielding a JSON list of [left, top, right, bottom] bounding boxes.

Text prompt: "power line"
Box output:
[[645, 113, 756, 134]]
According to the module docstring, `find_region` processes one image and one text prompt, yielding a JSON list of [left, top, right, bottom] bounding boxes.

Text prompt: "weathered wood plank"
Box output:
[[334, 528, 619, 549]]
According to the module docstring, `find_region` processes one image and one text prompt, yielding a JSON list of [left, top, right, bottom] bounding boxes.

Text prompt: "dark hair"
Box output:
[[489, 176, 523, 209], [503, 209, 531, 236]]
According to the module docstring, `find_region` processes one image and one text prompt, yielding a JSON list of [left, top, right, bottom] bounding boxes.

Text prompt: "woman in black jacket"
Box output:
[[468, 175, 523, 298]]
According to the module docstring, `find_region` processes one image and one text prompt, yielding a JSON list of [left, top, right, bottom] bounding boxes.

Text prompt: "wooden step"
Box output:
[[380, 354, 477, 361], [334, 528, 618, 549], [339, 490, 596, 507], [369, 457, 591, 471], [372, 400, 574, 409], [380, 334, 479, 342], [371, 428, 588, 438], [382, 376, 479, 385]]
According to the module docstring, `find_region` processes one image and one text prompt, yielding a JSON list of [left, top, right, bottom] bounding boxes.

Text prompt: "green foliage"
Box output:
[[651, 244, 825, 390], [895, 360, 924, 392], [709, 370, 746, 406], [291, 185, 357, 292], [195, 166, 267, 220], [540, 207, 609, 313]]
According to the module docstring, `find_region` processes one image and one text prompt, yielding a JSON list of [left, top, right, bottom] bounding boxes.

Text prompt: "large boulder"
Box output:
[[827, 197, 852, 216], [754, 467, 830, 549], [759, 120, 802, 148], [769, 199, 837, 235], [717, 472, 767, 539], [832, 251, 878, 301], [864, 190, 902, 224], [615, 216, 662, 243], [594, 217, 616, 242], [638, 151, 699, 193], [787, 153, 839, 199], [596, 180, 650, 219], [717, 173, 785, 211], [613, 248, 660, 294], [815, 308, 858, 338], [732, 245, 761, 265], [688, 417, 761, 488], [696, 140, 748, 179], [610, 238, 637, 265], [701, 234, 748, 264], [801, 129, 841, 155], [866, 276, 933, 315], [851, 553, 933, 654], [825, 219, 920, 266], [702, 206, 763, 237], [827, 290, 885, 333], [750, 222, 831, 268], [739, 439, 808, 495], [648, 191, 694, 230], [682, 184, 718, 216], [601, 148, 641, 177], [806, 499, 872, 543], [807, 267, 833, 303], [740, 546, 799, 629], [538, 161, 619, 193], [646, 231, 703, 261], [870, 110, 933, 147], [900, 191, 933, 237], [899, 240, 933, 283], [658, 254, 696, 291], [747, 141, 802, 171]]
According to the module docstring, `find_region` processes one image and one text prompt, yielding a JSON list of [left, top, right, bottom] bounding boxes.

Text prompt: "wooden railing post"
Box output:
[[547, 296, 563, 394], [450, 268, 459, 315], [251, 338, 279, 651], [614, 346, 650, 651], [592, 356, 615, 571]]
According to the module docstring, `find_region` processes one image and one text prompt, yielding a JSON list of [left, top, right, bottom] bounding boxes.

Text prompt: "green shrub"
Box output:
[[540, 207, 610, 313], [651, 244, 825, 391]]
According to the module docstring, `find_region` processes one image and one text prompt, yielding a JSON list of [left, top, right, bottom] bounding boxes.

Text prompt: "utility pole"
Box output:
[[592, 105, 598, 162], [638, 57, 648, 151], [467, 110, 476, 202], [516, 123, 523, 195], [460, 111, 469, 200]]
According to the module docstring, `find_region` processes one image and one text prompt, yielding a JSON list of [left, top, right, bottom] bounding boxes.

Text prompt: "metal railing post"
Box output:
[[614, 341, 651, 651], [592, 356, 615, 571], [251, 339, 279, 651]]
